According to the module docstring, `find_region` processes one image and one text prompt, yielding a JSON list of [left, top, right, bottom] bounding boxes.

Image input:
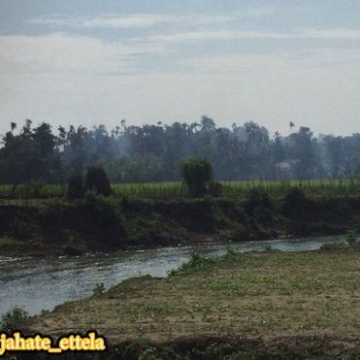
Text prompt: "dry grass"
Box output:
[[29, 247, 360, 345]]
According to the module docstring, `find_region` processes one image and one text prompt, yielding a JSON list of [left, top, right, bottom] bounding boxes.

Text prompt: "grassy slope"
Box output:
[[29, 246, 360, 347]]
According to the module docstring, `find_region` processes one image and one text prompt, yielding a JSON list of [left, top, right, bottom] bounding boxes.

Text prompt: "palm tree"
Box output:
[[289, 121, 295, 133]]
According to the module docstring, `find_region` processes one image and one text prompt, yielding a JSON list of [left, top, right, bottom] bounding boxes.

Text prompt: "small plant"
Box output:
[[346, 230, 357, 245], [139, 346, 161, 360], [264, 244, 273, 252], [169, 252, 214, 276], [92, 282, 105, 297], [0, 306, 29, 331], [226, 241, 236, 256]]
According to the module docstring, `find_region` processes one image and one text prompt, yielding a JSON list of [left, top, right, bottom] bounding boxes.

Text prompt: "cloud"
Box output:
[[28, 7, 286, 30], [148, 28, 360, 44], [300, 28, 360, 40], [30, 14, 183, 29], [0, 33, 166, 75], [148, 30, 292, 43], [78, 13, 235, 29], [2, 27, 360, 78], [179, 48, 360, 74]]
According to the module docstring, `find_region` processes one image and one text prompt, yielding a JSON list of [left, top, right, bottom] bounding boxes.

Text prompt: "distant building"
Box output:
[[276, 162, 291, 172]]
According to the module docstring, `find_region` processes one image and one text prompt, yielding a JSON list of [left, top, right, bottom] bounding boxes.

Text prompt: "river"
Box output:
[[0, 235, 345, 316]]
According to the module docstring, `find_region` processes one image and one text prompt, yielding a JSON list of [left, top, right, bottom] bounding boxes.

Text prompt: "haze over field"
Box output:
[[1, 0, 360, 136]]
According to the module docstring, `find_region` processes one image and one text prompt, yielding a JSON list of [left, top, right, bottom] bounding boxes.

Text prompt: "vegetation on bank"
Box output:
[[0, 157, 358, 257], [16, 245, 360, 359], [1, 183, 360, 256]]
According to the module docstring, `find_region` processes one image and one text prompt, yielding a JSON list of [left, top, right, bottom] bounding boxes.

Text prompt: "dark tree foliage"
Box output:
[[84, 165, 113, 197], [67, 174, 85, 200], [2, 118, 360, 185], [281, 187, 307, 219], [181, 157, 213, 197]]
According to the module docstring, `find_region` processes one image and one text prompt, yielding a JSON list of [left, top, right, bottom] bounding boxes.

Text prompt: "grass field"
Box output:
[[29, 245, 360, 347], [0, 178, 360, 204]]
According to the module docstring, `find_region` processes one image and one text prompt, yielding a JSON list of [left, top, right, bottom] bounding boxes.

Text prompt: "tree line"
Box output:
[[1, 117, 360, 185]]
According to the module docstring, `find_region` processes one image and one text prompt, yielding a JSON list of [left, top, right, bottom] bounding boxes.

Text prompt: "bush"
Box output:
[[346, 230, 357, 245], [25, 180, 45, 198], [85, 165, 113, 197], [245, 188, 273, 224], [92, 282, 105, 297], [281, 187, 306, 219], [181, 157, 213, 197], [0, 306, 28, 331], [169, 252, 215, 276], [67, 173, 85, 200], [208, 181, 223, 197]]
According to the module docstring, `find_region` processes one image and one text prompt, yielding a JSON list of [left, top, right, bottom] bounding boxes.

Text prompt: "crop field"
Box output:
[[0, 178, 360, 205]]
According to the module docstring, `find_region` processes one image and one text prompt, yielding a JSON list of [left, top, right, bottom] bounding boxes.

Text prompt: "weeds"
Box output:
[[346, 230, 357, 245], [226, 241, 236, 256], [92, 283, 105, 297], [168, 252, 215, 277]]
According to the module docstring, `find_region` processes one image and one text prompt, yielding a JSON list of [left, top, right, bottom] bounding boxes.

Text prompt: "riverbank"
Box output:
[[1, 189, 360, 257], [19, 244, 360, 358]]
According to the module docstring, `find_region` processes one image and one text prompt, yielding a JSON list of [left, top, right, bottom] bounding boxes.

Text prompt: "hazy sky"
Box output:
[[1, 0, 360, 136]]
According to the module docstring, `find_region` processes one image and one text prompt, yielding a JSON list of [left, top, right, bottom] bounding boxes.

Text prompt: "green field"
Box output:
[[0, 178, 360, 205]]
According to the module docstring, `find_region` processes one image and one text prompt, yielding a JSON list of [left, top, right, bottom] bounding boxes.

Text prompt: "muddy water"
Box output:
[[0, 235, 344, 316]]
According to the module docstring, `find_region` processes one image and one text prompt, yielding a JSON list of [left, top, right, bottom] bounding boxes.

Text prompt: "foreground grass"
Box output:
[[29, 246, 360, 346]]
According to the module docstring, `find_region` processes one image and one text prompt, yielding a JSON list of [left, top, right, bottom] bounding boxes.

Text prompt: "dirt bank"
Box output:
[[0, 193, 359, 257]]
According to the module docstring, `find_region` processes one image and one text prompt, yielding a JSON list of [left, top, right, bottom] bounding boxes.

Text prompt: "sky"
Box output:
[[1, 0, 360, 136]]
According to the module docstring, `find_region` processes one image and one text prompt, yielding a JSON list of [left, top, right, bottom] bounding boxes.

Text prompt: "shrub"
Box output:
[[92, 282, 105, 297], [281, 186, 306, 219], [38, 197, 67, 219], [67, 173, 85, 200], [169, 252, 214, 276], [245, 188, 272, 213], [24, 180, 44, 198], [346, 230, 357, 245], [85, 165, 113, 197], [0, 306, 28, 331], [245, 188, 273, 224], [208, 181, 223, 197], [181, 157, 213, 197]]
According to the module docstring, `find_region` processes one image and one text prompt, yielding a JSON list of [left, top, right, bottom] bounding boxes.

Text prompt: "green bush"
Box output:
[[346, 230, 357, 245], [0, 306, 28, 331], [181, 157, 213, 197], [92, 282, 105, 297], [67, 173, 85, 200], [208, 181, 223, 197], [169, 252, 215, 276], [85, 165, 113, 197], [245, 188, 273, 224], [281, 187, 306, 219], [24, 180, 45, 198]]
